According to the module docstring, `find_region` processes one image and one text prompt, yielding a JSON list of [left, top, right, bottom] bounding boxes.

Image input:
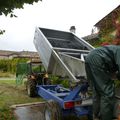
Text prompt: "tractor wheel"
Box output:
[[43, 100, 62, 120], [27, 79, 37, 97], [44, 78, 51, 85]]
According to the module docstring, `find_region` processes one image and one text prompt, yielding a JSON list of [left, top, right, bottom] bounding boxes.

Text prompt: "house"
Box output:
[[94, 5, 120, 45], [0, 50, 40, 60], [83, 5, 120, 46], [12, 51, 39, 60], [0, 50, 14, 59], [82, 33, 99, 46], [94, 5, 120, 31]]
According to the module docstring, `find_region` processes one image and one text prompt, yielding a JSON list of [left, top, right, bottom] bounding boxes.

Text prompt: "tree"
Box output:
[[0, 0, 42, 34]]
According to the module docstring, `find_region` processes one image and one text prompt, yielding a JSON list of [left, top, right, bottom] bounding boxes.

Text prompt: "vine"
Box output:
[[98, 10, 120, 46]]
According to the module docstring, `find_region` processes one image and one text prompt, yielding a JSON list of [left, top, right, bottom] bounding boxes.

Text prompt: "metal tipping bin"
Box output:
[[33, 27, 94, 82]]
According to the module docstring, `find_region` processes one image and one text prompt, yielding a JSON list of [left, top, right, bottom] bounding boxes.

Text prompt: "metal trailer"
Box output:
[[34, 27, 94, 82], [33, 27, 94, 119]]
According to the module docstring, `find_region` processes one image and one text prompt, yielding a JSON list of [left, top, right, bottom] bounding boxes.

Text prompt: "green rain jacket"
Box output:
[[85, 45, 120, 120], [87, 45, 120, 79]]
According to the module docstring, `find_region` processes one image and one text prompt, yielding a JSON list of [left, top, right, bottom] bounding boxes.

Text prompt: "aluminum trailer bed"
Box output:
[[34, 27, 94, 83]]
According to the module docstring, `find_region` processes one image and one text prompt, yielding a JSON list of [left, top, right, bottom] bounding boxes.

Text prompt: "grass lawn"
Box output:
[[0, 79, 43, 120]]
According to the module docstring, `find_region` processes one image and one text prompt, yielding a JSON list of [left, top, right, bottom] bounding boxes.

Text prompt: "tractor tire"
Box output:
[[27, 79, 37, 97], [43, 100, 62, 120], [44, 78, 51, 85]]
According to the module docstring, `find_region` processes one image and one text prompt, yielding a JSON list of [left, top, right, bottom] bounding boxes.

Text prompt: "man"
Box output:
[[85, 45, 120, 120]]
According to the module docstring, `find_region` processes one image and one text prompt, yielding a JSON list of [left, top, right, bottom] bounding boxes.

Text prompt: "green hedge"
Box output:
[[0, 58, 28, 74]]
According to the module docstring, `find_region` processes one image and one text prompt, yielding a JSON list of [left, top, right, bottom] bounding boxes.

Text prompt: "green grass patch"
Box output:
[[0, 79, 16, 84], [0, 79, 43, 120], [0, 107, 15, 120], [0, 72, 14, 77]]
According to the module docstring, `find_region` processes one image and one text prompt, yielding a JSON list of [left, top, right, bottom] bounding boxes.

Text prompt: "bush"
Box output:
[[0, 107, 15, 120], [50, 75, 69, 88], [0, 58, 28, 74]]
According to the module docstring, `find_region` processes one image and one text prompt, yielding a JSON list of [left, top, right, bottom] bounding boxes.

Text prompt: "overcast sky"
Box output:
[[0, 0, 119, 51]]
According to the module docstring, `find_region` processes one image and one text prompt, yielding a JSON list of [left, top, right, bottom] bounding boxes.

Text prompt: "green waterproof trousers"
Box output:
[[85, 50, 115, 120]]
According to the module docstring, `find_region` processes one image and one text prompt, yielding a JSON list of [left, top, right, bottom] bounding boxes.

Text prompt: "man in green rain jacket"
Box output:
[[85, 45, 120, 120]]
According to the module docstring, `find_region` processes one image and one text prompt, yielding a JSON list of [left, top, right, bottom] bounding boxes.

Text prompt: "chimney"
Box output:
[[69, 26, 76, 33]]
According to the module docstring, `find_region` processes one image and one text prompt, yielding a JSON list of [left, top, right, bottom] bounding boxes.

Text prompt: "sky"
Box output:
[[0, 0, 119, 52]]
